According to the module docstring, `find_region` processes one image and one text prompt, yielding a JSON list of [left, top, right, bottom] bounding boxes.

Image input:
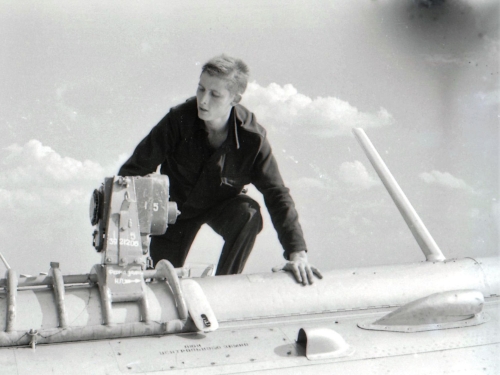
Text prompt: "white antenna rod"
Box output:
[[0, 252, 11, 270], [352, 128, 445, 262]]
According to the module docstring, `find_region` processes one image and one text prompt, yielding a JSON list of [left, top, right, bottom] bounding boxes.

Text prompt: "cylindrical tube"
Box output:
[[0, 257, 497, 347], [5, 269, 17, 332], [50, 263, 68, 329], [352, 128, 446, 262]]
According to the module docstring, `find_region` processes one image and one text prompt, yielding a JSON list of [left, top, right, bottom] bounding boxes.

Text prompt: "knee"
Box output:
[[237, 195, 262, 215], [233, 196, 263, 230]]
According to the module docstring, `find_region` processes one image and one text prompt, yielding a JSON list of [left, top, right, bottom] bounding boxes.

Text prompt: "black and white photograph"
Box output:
[[0, 1, 498, 374]]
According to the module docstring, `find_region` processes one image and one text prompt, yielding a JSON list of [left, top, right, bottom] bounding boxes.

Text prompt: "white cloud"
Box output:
[[241, 82, 394, 137], [0, 141, 136, 217], [419, 170, 474, 192], [1, 140, 104, 188], [0, 140, 114, 217], [0, 141, 106, 217], [338, 160, 380, 189], [0, 140, 124, 274]]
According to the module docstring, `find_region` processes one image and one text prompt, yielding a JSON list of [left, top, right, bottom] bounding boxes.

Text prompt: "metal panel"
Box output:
[[11, 340, 121, 375], [2, 301, 498, 374], [109, 328, 292, 373], [249, 344, 500, 375], [0, 347, 17, 375]]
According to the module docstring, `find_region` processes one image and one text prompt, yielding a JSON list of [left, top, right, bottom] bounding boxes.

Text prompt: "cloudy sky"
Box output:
[[0, 0, 498, 276]]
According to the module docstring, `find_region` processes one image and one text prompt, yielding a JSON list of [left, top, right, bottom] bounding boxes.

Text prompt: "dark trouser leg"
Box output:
[[206, 195, 263, 275], [149, 218, 202, 268]]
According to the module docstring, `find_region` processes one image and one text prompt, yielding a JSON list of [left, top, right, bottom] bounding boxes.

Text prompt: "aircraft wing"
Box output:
[[1, 284, 498, 375]]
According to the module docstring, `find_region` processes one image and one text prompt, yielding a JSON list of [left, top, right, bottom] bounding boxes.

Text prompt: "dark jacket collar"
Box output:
[[184, 96, 263, 151]]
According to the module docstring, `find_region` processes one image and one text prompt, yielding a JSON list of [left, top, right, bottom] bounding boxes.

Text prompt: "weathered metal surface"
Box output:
[[1, 301, 497, 375], [0, 282, 182, 345], [477, 256, 500, 296], [91, 175, 178, 260], [194, 257, 499, 323], [0, 257, 498, 346], [110, 328, 291, 373]]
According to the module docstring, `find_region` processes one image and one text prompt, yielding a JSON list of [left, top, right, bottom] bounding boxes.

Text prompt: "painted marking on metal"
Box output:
[[109, 327, 291, 373]]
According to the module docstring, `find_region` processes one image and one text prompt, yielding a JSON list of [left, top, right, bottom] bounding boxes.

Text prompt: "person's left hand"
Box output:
[[272, 250, 323, 285]]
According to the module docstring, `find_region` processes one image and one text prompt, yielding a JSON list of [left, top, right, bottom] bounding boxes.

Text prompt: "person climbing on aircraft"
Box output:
[[119, 54, 322, 285]]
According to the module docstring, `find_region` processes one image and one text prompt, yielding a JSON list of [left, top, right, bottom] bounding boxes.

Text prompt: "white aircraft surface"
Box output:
[[0, 129, 498, 374]]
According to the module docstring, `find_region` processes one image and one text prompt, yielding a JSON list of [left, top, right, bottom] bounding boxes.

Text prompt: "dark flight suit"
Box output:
[[119, 97, 307, 275]]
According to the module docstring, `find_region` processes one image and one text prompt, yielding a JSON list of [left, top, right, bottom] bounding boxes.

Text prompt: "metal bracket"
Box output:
[[93, 264, 149, 326]]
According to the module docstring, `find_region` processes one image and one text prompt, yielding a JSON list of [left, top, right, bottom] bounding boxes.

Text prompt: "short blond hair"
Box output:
[[201, 54, 249, 95]]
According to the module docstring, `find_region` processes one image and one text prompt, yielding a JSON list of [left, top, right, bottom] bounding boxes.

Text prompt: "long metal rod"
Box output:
[[352, 128, 445, 262], [152, 260, 189, 321], [50, 263, 68, 329], [5, 269, 17, 332], [0, 274, 96, 288], [0, 320, 188, 347], [94, 266, 113, 326], [0, 252, 11, 270], [0, 268, 188, 288]]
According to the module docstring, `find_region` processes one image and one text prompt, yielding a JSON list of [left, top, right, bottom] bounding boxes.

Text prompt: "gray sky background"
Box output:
[[0, 0, 498, 276]]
